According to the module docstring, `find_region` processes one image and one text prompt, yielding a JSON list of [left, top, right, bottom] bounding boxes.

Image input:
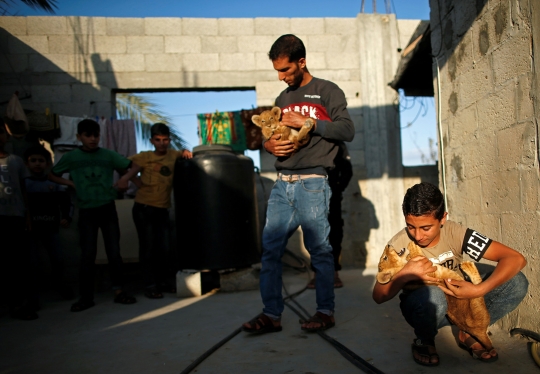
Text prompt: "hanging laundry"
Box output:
[[240, 106, 273, 150], [105, 119, 137, 158], [197, 111, 247, 152]]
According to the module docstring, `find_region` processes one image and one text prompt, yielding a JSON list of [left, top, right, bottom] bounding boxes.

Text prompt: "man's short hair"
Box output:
[[24, 144, 52, 163], [151, 123, 170, 137], [268, 34, 306, 62], [77, 119, 100, 136], [402, 182, 445, 220]]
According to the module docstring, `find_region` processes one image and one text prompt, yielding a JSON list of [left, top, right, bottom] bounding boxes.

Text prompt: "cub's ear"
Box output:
[[271, 106, 281, 120], [251, 114, 263, 128]]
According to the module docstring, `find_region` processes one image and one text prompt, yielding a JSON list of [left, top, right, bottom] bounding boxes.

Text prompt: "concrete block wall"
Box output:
[[429, 0, 539, 330], [0, 15, 419, 269]]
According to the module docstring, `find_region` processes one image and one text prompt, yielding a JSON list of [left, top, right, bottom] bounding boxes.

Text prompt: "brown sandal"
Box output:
[[301, 311, 335, 332], [458, 331, 498, 363], [242, 313, 282, 334]]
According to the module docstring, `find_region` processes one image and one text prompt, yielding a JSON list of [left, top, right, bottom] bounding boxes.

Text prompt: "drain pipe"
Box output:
[[435, 57, 449, 216]]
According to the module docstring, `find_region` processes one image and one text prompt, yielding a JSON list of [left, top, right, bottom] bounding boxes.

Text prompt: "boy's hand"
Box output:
[[182, 149, 193, 159], [439, 279, 484, 299], [401, 256, 439, 284], [60, 218, 70, 228], [115, 176, 129, 192]]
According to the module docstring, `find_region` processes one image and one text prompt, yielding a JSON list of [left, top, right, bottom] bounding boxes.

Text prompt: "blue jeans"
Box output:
[[399, 263, 529, 342], [78, 202, 124, 302], [260, 177, 335, 318], [132, 202, 171, 289]]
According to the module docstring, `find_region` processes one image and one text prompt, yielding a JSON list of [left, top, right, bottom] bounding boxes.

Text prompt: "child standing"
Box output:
[[49, 119, 140, 312], [130, 123, 192, 299], [0, 121, 35, 320], [24, 145, 74, 301]]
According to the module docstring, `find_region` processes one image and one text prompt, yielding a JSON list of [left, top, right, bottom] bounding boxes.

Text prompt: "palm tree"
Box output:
[[1, 0, 57, 14], [116, 93, 188, 151]]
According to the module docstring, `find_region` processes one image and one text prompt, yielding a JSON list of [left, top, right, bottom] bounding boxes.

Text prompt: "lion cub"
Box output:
[[251, 106, 314, 155], [377, 241, 493, 353]]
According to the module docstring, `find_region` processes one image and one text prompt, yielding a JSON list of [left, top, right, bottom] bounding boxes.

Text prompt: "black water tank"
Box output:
[[174, 145, 261, 270]]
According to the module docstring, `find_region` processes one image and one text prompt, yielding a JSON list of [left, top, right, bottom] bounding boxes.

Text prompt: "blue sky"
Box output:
[[10, 0, 435, 166]]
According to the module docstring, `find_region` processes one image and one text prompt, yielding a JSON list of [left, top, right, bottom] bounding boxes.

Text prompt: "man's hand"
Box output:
[[439, 279, 484, 299], [181, 149, 193, 159], [281, 111, 315, 130], [401, 256, 440, 284], [264, 133, 295, 157]]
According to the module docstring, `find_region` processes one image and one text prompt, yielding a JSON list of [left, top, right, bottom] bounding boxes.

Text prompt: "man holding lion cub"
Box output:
[[373, 182, 528, 366]]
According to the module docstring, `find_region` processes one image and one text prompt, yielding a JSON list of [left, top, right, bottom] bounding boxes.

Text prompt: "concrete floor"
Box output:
[[0, 267, 538, 374]]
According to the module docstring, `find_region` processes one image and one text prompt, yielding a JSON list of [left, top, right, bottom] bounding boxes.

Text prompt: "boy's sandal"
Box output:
[[70, 300, 95, 312], [411, 339, 440, 366], [242, 313, 282, 334], [114, 291, 137, 305], [334, 274, 343, 288], [300, 311, 335, 332], [458, 332, 498, 363], [144, 288, 163, 299]]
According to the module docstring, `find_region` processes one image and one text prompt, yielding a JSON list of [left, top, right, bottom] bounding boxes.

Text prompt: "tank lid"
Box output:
[[193, 145, 233, 155]]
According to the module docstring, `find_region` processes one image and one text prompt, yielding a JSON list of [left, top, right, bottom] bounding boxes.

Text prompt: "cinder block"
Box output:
[[315, 69, 355, 82], [497, 121, 536, 170], [106, 18, 144, 36], [182, 18, 218, 35], [0, 54, 28, 73], [449, 102, 477, 148], [500, 212, 537, 251], [219, 52, 255, 71], [520, 168, 540, 212], [255, 81, 285, 102], [291, 18, 325, 35], [516, 73, 534, 121], [492, 35, 532, 86], [66, 17, 107, 35], [48, 35, 78, 54], [218, 18, 254, 35], [193, 70, 273, 88], [29, 53, 69, 72], [9, 35, 48, 54], [127, 36, 164, 54], [308, 52, 326, 69], [201, 36, 238, 53], [326, 52, 360, 69], [255, 52, 273, 71], [107, 54, 145, 72], [481, 168, 521, 213], [145, 54, 182, 72], [90, 36, 127, 54], [325, 18, 358, 35], [456, 55, 493, 108], [308, 35, 357, 53], [0, 16, 27, 35], [71, 83, 109, 103], [164, 36, 201, 53], [176, 270, 202, 297], [27, 16, 67, 35], [332, 81, 362, 101], [475, 79, 515, 132], [31, 84, 71, 103], [67, 54, 105, 74], [238, 35, 276, 53], [254, 18, 290, 35], [145, 18, 182, 35], [181, 53, 219, 72]]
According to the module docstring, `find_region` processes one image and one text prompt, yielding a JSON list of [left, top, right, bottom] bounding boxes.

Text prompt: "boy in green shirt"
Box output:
[[49, 119, 140, 312]]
